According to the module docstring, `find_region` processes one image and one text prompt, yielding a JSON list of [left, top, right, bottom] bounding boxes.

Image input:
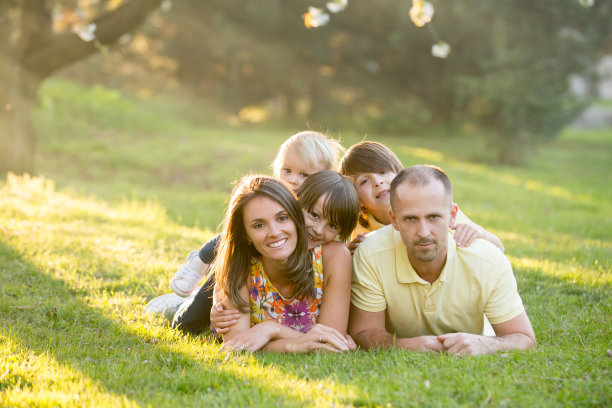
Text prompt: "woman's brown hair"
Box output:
[[214, 175, 313, 312]]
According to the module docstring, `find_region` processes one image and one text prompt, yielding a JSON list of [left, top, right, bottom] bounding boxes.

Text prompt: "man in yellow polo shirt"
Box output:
[[348, 165, 536, 355]]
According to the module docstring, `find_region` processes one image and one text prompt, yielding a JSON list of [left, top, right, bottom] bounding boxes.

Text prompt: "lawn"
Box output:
[[1, 79, 610, 407]]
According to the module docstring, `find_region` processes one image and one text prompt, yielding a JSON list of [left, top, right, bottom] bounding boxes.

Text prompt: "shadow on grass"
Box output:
[[0, 241, 314, 406], [1, 226, 609, 406]]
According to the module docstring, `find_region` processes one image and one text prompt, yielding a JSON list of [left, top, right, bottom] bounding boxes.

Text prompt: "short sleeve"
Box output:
[[484, 256, 525, 324], [351, 246, 387, 312]]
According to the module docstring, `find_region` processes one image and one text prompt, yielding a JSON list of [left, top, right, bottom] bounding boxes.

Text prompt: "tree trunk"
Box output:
[[0, 0, 163, 176], [0, 65, 40, 175]]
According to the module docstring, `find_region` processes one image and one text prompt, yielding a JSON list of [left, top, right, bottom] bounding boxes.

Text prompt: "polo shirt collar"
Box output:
[[394, 230, 456, 284]]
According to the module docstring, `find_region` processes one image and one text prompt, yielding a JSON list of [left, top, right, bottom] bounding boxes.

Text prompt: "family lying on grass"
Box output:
[[145, 131, 536, 355]]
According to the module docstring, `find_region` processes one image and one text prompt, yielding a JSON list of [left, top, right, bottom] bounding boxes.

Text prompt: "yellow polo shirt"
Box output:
[[351, 225, 524, 337]]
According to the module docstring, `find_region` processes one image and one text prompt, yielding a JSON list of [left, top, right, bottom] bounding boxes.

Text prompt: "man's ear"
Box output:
[[449, 203, 458, 227], [390, 209, 400, 231]]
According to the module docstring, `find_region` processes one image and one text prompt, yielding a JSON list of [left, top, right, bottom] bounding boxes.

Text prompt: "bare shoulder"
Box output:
[[321, 241, 351, 258], [320, 242, 351, 283]]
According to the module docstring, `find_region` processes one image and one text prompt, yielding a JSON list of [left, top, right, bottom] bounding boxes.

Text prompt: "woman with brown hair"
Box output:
[[213, 174, 356, 353]]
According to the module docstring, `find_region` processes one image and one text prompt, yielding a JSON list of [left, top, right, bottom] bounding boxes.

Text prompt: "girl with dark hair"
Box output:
[[213, 174, 356, 353]]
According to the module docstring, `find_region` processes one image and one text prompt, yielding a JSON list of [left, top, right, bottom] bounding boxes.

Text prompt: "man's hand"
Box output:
[[437, 332, 491, 355], [397, 336, 445, 353]]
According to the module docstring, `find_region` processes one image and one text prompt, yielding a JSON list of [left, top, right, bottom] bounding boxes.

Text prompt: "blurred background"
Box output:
[[2, 4, 611, 405], [1, 0, 611, 174]]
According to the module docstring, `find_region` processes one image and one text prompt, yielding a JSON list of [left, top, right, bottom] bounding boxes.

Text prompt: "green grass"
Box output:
[[1, 79, 611, 407]]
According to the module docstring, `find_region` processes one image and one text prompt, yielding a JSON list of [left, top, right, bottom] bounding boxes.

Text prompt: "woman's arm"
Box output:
[[261, 324, 353, 353], [216, 285, 285, 352], [216, 284, 351, 353]]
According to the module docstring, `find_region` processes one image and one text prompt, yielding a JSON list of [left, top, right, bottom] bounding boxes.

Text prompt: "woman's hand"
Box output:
[[285, 324, 355, 353], [347, 233, 366, 255], [210, 302, 241, 335], [220, 320, 280, 353]]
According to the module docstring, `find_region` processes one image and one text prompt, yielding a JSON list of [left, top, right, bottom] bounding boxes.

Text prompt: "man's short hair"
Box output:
[[390, 165, 453, 208]]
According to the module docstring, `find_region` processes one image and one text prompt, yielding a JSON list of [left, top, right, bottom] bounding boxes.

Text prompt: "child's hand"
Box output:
[[347, 233, 367, 255], [210, 303, 241, 334], [451, 223, 484, 248]]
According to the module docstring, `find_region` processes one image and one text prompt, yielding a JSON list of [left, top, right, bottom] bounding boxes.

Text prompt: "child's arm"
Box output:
[[347, 233, 367, 255], [318, 241, 353, 335], [452, 208, 505, 252], [210, 302, 240, 335]]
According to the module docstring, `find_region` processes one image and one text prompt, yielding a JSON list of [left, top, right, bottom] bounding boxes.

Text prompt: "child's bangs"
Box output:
[[320, 186, 359, 241]]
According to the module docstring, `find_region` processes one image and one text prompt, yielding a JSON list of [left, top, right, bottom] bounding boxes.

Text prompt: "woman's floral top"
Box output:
[[249, 245, 324, 333]]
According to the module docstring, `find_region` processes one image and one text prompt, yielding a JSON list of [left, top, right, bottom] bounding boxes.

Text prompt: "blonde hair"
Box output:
[[272, 131, 345, 177]]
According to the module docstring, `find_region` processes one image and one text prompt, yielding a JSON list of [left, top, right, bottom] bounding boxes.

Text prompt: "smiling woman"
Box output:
[[213, 175, 356, 353]]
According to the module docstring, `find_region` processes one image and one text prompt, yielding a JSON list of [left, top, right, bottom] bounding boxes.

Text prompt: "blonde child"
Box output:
[[338, 141, 505, 253], [170, 131, 345, 297]]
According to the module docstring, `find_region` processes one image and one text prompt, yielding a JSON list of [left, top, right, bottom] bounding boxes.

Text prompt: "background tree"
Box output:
[[2, 0, 610, 173], [0, 0, 163, 175]]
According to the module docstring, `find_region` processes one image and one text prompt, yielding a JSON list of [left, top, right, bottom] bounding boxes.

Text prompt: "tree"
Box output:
[[0, 0, 163, 175], [160, 1, 611, 165]]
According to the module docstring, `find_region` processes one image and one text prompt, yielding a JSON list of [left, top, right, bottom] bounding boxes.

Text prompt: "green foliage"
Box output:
[[1, 80, 610, 406], [153, 0, 611, 164], [443, 0, 610, 163]]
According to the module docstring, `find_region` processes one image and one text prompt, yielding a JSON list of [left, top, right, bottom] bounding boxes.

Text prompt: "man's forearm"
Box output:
[[438, 331, 536, 355], [353, 329, 443, 352], [483, 333, 535, 353], [352, 328, 397, 350]]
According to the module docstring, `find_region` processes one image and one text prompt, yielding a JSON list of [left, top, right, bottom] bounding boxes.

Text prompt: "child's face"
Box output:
[[278, 147, 323, 191], [353, 170, 397, 214], [302, 193, 341, 249]]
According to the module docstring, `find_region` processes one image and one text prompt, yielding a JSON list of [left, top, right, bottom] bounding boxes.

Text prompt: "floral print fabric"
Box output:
[[249, 245, 324, 333]]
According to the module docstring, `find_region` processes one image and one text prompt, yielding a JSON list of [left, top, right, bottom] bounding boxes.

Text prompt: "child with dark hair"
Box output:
[[339, 141, 505, 253]]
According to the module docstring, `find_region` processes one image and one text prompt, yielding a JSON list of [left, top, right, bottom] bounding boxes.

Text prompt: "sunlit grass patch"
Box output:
[[1, 80, 610, 406]]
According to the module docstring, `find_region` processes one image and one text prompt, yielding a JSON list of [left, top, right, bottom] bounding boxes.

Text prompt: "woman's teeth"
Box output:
[[268, 239, 287, 248]]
